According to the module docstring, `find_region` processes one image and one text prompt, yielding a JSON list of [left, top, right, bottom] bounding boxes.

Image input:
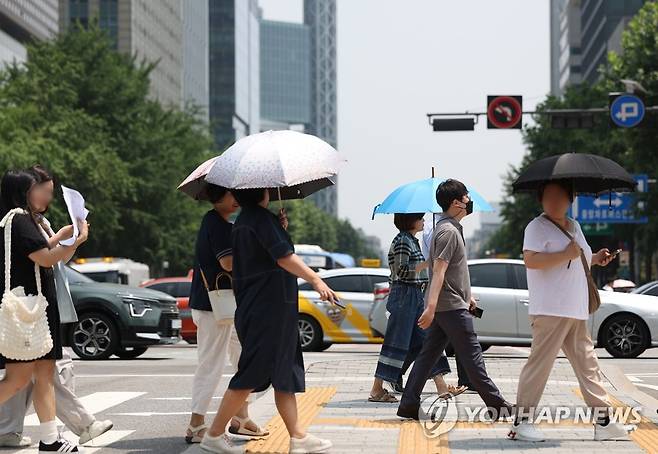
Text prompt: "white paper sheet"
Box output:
[[60, 185, 89, 246]]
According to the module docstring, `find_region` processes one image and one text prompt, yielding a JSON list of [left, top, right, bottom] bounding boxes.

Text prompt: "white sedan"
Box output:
[[369, 259, 658, 358]]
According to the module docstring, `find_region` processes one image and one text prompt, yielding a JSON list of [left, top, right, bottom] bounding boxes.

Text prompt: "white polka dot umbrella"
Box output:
[[205, 130, 346, 201]]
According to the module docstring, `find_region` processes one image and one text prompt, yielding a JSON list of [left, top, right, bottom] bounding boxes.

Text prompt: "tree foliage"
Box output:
[[0, 26, 378, 274]]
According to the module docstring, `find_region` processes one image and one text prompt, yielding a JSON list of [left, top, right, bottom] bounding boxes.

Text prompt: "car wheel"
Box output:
[[601, 314, 649, 358], [69, 312, 119, 360], [298, 315, 324, 352], [115, 347, 149, 359]]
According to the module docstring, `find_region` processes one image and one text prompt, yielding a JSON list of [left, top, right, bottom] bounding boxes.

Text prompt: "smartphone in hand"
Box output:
[[472, 307, 484, 319], [610, 248, 622, 258]]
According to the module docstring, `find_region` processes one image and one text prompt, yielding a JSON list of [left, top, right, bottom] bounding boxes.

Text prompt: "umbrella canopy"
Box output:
[[512, 153, 636, 195], [205, 130, 345, 201], [177, 156, 219, 200], [372, 177, 494, 218]]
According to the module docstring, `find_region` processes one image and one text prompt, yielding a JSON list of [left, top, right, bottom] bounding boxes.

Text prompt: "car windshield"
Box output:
[[633, 281, 654, 293], [64, 265, 95, 283]]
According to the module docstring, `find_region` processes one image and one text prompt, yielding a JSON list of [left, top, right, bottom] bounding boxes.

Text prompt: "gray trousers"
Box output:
[[0, 348, 95, 435], [400, 309, 508, 410]]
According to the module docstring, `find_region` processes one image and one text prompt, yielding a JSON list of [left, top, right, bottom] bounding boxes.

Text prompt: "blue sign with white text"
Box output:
[[610, 94, 645, 128], [571, 174, 648, 224]]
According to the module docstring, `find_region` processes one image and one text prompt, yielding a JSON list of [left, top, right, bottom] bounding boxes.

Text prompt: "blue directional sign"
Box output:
[[571, 174, 648, 224], [610, 94, 645, 128]]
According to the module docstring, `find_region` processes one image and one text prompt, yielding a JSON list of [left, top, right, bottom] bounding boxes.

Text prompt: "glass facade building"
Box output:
[[304, 0, 337, 215], [209, 0, 259, 150], [60, 0, 183, 108], [182, 0, 208, 122], [260, 20, 311, 126]]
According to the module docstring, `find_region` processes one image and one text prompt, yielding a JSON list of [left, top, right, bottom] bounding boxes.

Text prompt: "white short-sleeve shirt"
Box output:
[[523, 215, 593, 320]]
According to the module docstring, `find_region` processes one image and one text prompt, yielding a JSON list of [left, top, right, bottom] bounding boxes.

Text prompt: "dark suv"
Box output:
[[64, 266, 181, 360]]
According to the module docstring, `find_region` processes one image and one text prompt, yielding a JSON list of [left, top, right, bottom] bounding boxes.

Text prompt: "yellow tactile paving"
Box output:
[[573, 388, 658, 452], [312, 416, 449, 453], [245, 387, 336, 454]]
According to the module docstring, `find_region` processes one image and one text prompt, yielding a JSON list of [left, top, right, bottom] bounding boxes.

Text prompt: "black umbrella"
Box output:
[[512, 153, 636, 196]]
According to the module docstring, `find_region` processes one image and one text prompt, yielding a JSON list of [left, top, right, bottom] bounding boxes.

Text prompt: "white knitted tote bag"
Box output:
[[0, 209, 53, 361]]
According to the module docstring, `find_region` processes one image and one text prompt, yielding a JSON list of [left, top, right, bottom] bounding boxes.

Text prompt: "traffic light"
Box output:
[[432, 118, 475, 131], [549, 113, 594, 129]]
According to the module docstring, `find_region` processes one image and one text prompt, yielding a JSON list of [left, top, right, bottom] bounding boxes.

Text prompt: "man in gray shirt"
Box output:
[[398, 179, 511, 420]]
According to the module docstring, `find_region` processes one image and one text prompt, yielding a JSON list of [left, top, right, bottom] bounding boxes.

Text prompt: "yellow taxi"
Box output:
[[298, 267, 390, 351]]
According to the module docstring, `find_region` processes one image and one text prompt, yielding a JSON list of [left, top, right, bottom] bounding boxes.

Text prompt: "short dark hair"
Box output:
[[436, 179, 468, 212], [538, 180, 574, 203], [0, 170, 38, 218], [27, 165, 54, 184], [232, 188, 267, 207], [394, 213, 424, 232], [205, 184, 229, 204]]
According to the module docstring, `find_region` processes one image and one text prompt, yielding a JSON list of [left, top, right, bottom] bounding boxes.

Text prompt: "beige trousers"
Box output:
[[516, 315, 610, 415]]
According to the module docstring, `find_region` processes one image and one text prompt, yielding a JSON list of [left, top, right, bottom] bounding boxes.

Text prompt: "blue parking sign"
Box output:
[[610, 94, 645, 128], [571, 174, 648, 224]]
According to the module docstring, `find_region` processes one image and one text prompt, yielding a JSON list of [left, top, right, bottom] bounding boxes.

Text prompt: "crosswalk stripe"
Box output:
[[24, 392, 145, 426]]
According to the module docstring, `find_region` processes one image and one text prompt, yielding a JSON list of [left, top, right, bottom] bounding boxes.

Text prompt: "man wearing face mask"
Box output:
[[398, 179, 513, 420]]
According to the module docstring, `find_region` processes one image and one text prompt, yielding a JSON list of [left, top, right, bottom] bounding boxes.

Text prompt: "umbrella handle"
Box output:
[[277, 187, 283, 210], [371, 204, 381, 220]]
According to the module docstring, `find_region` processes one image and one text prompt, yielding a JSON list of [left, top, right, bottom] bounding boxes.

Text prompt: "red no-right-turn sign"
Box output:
[[487, 96, 523, 129]]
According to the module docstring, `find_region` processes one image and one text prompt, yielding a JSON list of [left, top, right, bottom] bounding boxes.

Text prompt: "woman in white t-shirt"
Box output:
[[507, 181, 635, 443]]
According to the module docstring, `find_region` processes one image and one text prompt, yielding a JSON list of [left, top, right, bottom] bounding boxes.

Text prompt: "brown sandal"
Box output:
[[368, 390, 398, 403], [447, 384, 468, 397]]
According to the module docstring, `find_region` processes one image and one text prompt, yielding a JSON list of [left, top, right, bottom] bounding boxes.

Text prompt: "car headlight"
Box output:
[[122, 297, 154, 318]]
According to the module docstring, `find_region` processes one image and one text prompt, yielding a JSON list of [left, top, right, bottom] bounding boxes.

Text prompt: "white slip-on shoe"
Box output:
[[507, 422, 546, 442], [78, 420, 114, 444], [200, 433, 244, 454], [0, 432, 32, 447], [594, 422, 636, 440], [289, 433, 333, 453]]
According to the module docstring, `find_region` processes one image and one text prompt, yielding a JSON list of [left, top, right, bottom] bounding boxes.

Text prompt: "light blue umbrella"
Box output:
[[372, 177, 494, 219]]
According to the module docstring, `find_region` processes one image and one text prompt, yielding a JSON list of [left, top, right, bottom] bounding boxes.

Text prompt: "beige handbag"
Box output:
[[0, 209, 53, 360], [542, 214, 601, 314], [199, 268, 236, 325]]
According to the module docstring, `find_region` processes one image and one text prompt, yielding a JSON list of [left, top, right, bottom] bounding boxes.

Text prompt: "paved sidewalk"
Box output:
[[237, 353, 658, 454]]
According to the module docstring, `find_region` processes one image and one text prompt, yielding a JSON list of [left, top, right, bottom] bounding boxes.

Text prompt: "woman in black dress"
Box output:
[[0, 170, 88, 453], [202, 188, 338, 454]]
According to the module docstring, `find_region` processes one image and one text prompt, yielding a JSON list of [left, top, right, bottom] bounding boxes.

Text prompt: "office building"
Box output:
[[0, 0, 58, 66], [208, 0, 260, 150], [304, 0, 337, 215], [550, 0, 647, 95], [182, 0, 208, 122], [60, 0, 183, 107], [260, 19, 311, 130]]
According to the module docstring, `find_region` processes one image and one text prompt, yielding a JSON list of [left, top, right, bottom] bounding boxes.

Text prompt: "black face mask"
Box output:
[[457, 199, 474, 216]]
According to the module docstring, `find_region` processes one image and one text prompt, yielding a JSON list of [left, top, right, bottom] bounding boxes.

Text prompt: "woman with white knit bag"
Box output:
[[0, 170, 88, 453]]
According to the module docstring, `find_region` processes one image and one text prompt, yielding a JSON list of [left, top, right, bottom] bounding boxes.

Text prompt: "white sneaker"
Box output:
[[594, 422, 636, 440], [507, 422, 546, 442], [200, 433, 244, 454], [78, 420, 114, 444], [289, 433, 333, 453], [0, 432, 32, 447]]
